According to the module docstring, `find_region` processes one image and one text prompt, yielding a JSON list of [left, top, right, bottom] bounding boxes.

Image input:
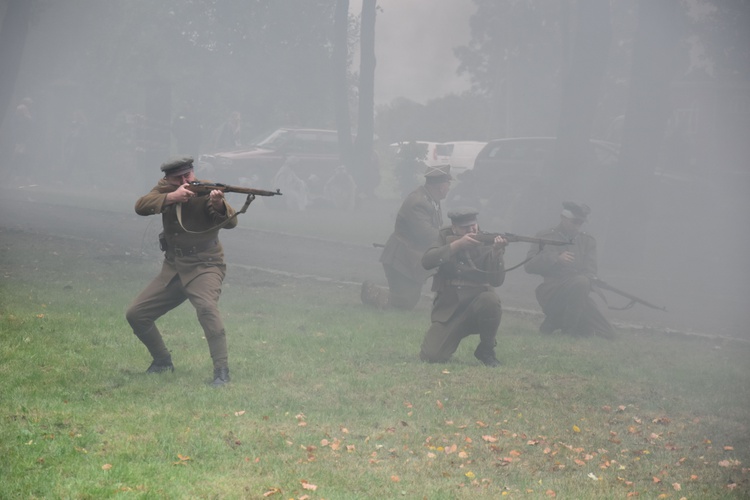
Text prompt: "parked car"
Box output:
[[433, 141, 488, 175], [447, 137, 620, 232], [197, 127, 350, 191]]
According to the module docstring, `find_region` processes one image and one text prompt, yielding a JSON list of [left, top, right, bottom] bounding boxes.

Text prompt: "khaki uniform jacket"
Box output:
[[135, 178, 238, 286], [380, 185, 443, 282], [422, 228, 506, 323], [523, 226, 597, 285]]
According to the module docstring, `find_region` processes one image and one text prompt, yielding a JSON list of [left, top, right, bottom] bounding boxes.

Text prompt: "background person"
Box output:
[[419, 208, 507, 367], [524, 201, 615, 338], [361, 164, 452, 310], [125, 156, 239, 387]]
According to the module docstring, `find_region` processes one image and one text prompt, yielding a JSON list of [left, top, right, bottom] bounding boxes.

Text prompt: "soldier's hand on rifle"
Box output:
[[558, 250, 575, 264], [491, 234, 508, 255], [167, 183, 196, 204], [450, 233, 482, 253], [209, 189, 227, 214]]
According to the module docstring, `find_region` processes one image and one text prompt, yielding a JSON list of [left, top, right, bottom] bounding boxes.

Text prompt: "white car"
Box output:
[[433, 141, 488, 175]]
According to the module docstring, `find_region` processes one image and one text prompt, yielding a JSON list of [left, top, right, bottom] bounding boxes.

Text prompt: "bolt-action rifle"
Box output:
[[176, 181, 282, 234], [186, 181, 282, 198], [591, 278, 667, 312], [472, 231, 569, 248]]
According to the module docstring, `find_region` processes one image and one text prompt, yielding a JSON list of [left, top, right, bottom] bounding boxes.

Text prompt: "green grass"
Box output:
[[1, 228, 748, 499]]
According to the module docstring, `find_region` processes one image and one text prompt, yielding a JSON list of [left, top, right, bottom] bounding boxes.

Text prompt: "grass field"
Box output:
[[1, 227, 748, 499]]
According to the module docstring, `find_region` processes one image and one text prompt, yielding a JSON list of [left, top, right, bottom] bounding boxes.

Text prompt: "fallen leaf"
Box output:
[[102, 463, 112, 470], [436, 400, 444, 410], [445, 444, 457, 455], [262, 487, 281, 497], [391, 475, 400, 482], [546, 489, 556, 497], [482, 435, 497, 443], [465, 471, 475, 479], [234, 410, 245, 416], [301, 481, 317, 491], [672, 482, 681, 491], [724, 446, 734, 451], [572, 425, 581, 433], [587, 473, 599, 480]]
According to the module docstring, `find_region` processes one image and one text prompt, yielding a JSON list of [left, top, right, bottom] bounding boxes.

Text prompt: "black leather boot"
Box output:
[[211, 367, 230, 387], [474, 344, 501, 368], [146, 355, 174, 373]]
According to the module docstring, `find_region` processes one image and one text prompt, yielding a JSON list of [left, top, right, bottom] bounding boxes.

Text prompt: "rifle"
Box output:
[[187, 181, 282, 197], [592, 278, 667, 312], [474, 231, 569, 248], [175, 181, 281, 234]]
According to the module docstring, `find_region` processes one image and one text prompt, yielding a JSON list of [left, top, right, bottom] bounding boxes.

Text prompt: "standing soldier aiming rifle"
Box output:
[[125, 156, 244, 387], [524, 201, 615, 338]]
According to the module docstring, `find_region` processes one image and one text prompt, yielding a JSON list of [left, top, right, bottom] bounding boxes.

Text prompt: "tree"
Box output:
[[0, 0, 33, 129], [332, 0, 354, 168], [553, 0, 611, 185], [606, 0, 686, 271], [352, 0, 377, 196]]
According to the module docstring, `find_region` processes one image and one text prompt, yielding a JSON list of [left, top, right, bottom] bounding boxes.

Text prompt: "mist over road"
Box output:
[[1, 185, 747, 342]]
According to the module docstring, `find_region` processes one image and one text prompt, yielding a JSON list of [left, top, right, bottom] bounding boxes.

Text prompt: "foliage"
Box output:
[[1, 228, 749, 498]]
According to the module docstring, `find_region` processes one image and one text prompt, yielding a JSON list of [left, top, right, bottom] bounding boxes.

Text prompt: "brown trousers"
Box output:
[[420, 289, 502, 363], [126, 271, 228, 369], [536, 275, 614, 337], [382, 263, 424, 310]]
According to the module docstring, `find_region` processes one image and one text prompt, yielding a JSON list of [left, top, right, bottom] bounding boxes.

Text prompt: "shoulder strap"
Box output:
[[175, 194, 255, 235]]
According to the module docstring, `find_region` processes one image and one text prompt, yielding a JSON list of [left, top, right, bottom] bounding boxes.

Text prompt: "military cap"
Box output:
[[424, 164, 452, 183], [160, 156, 194, 176], [561, 201, 591, 221], [447, 207, 479, 227]]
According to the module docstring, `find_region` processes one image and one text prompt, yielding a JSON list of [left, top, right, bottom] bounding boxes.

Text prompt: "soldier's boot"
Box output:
[[539, 316, 558, 334], [146, 354, 174, 374], [474, 341, 501, 368], [211, 367, 230, 388], [361, 281, 389, 309]]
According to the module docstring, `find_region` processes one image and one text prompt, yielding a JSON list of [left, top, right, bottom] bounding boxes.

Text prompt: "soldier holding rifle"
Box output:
[[125, 156, 241, 387], [524, 202, 615, 338], [419, 208, 508, 367]]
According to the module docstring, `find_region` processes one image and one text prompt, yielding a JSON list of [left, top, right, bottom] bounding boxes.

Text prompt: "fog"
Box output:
[[0, 0, 749, 340]]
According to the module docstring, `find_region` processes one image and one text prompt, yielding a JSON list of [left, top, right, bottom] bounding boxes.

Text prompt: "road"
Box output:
[[1, 184, 748, 342]]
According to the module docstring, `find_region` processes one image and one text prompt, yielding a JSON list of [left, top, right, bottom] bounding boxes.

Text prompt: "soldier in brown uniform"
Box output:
[[419, 208, 508, 367], [362, 164, 452, 310], [126, 156, 239, 387], [524, 202, 615, 338]]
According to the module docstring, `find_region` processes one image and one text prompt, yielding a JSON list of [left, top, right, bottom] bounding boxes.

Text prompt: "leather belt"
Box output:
[[171, 238, 218, 257]]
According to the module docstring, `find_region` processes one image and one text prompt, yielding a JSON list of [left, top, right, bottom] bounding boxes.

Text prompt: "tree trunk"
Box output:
[[332, 0, 353, 167], [606, 0, 683, 271], [353, 0, 378, 197], [553, 0, 611, 193], [0, 0, 33, 126]]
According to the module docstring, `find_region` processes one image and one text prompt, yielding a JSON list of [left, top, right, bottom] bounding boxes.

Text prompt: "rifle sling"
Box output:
[[175, 193, 255, 235]]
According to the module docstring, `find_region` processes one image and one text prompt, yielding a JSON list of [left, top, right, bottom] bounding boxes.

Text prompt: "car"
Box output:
[[197, 127, 347, 190], [388, 140, 443, 166], [447, 137, 620, 232], [432, 141, 488, 175]]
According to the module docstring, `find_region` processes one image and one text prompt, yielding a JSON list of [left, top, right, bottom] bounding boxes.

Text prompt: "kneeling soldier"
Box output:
[[419, 208, 507, 366]]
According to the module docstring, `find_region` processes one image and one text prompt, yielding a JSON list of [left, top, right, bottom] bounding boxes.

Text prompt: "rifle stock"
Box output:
[[592, 278, 667, 312], [187, 181, 282, 197]]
